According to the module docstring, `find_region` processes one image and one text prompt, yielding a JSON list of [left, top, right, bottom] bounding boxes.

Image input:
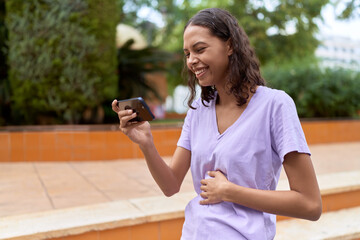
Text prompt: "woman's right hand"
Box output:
[[111, 99, 153, 147]]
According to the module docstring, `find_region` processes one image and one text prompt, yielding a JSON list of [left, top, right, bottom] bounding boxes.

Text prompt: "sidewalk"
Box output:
[[1, 142, 359, 219]]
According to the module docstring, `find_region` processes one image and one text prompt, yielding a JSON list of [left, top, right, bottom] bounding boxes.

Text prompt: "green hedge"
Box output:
[[0, 0, 10, 125], [6, 0, 117, 124], [263, 59, 360, 118]]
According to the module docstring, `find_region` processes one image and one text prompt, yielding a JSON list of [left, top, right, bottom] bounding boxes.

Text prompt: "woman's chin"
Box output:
[[197, 81, 212, 88]]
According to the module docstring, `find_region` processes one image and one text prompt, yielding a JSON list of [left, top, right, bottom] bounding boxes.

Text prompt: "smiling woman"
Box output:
[[112, 8, 322, 240]]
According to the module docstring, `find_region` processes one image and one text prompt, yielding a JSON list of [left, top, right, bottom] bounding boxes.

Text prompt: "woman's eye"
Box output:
[[184, 47, 205, 58]]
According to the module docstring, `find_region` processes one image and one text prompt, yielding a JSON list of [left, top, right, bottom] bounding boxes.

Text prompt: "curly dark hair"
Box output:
[[184, 8, 266, 109]]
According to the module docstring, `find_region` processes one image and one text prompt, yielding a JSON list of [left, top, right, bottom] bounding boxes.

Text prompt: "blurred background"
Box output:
[[0, 0, 359, 126], [0, 1, 360, 239]]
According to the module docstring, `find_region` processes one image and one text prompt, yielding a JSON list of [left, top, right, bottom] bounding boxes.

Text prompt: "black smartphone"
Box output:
[[117, 97, 155, 122]]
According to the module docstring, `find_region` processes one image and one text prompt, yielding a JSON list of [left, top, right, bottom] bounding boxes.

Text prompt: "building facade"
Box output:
[[316, 36, 360, 71]]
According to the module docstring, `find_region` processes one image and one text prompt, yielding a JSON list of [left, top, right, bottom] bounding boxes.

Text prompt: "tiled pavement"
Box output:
[[0, 142, 359, 218]]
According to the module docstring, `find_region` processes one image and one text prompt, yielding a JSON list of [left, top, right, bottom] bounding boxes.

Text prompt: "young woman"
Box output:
[[112, 8, 322, 240]]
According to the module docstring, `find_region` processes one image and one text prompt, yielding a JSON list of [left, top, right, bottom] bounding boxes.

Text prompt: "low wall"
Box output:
[[0, 119, 359, 162]]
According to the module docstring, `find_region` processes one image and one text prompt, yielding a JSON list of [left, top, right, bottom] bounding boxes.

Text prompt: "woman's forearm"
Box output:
[[140, 142, 181, 197], [112, 100, 189, 197], [222, 182, 322, 221], [200, 153, 322, 221]]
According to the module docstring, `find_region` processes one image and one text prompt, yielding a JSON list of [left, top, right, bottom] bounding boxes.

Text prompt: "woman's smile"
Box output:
[[194, 67, 208, 78]]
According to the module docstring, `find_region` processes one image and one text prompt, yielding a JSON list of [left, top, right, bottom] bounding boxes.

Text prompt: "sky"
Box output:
[[137, 2, 360, 41], [318, 3, 360, 40]]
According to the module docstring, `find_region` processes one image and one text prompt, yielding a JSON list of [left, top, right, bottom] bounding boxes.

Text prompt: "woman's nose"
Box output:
[[188, 54, 199, 66]]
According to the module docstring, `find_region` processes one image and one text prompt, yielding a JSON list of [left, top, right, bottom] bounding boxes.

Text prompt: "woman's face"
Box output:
[[183, 25, 232, 87]]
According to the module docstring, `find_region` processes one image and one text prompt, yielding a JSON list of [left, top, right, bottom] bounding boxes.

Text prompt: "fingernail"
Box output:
[[128, 110, 132, 114]]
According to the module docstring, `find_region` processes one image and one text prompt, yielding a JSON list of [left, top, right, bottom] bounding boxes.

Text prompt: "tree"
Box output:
[[0, 0, 10, 125], [335, 0, 360, 19], [6, 0, 118, 124], [116, 39, 171, 101], [124, 0, 330, 91]]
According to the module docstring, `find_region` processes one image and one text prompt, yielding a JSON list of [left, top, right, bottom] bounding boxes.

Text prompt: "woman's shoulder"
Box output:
[[258, 86, 294, 105], [184, 97, 214, 123], [190, 97, 203, 108]]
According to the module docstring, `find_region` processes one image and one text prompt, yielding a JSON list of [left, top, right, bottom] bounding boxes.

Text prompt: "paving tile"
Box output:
[[310, 142, 360, 175], [275, 206, 360, 240], [0, 162, 34, 177], [0, 142, 359, 220], [0, 163, 53, 217], [50, 193, 111, 209], [34, 162, 109, 209], [0, 197, 52, 217], [70, 161, 162, 200], [277, 170, 360, 194], [0, 142, 359, 240], [129, 193, 189, 222], [104, 182, 162, 200], [279, 142, 360, 180]]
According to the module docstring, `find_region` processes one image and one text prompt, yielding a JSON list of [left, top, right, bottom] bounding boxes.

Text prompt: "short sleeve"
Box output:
[[270, 91, 310, 162], [177, 108, 193, 151]]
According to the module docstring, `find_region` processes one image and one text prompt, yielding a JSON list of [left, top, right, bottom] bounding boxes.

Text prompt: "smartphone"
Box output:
[[117, 97, 155, 122]]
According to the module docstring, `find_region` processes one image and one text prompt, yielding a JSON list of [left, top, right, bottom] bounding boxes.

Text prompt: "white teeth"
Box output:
[[195, 69, 206, 75]]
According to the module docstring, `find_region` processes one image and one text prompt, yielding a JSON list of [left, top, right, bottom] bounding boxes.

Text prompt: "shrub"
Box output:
[[0, 0, 10, 125], [303, 68, 360, 118], [263, 59, 360, 118], [6, 0, 117, 124], [117, 39, 171, 100]]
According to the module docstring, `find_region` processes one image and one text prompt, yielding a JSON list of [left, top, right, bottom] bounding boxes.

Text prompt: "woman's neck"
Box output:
[[216, 88, 236, 107], [214, 83, 257, 108]]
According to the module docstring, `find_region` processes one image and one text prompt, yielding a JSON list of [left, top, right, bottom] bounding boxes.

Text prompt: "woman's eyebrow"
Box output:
[[183, 41, 207, 51]]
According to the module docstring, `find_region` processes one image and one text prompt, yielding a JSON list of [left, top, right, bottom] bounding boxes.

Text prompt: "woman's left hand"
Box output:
[[199, 170, 229, 205]]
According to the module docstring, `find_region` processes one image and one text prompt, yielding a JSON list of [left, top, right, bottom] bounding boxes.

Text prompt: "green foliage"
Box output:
[[85, 0, 118, 102], [335, 0, 360, 19], [0, 0, 10, 125], [6, 0, 117, 124], [120, 0, 360, 118], [2, 0, 358, 125], [263, 59, 360, 118], [117, 39, 172, 100], [196, 0, 327, 65], [122, 0, 330, 92]]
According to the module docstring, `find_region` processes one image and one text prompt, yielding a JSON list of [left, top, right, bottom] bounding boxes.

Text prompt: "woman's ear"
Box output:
[[226, 39, 233, 56]]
